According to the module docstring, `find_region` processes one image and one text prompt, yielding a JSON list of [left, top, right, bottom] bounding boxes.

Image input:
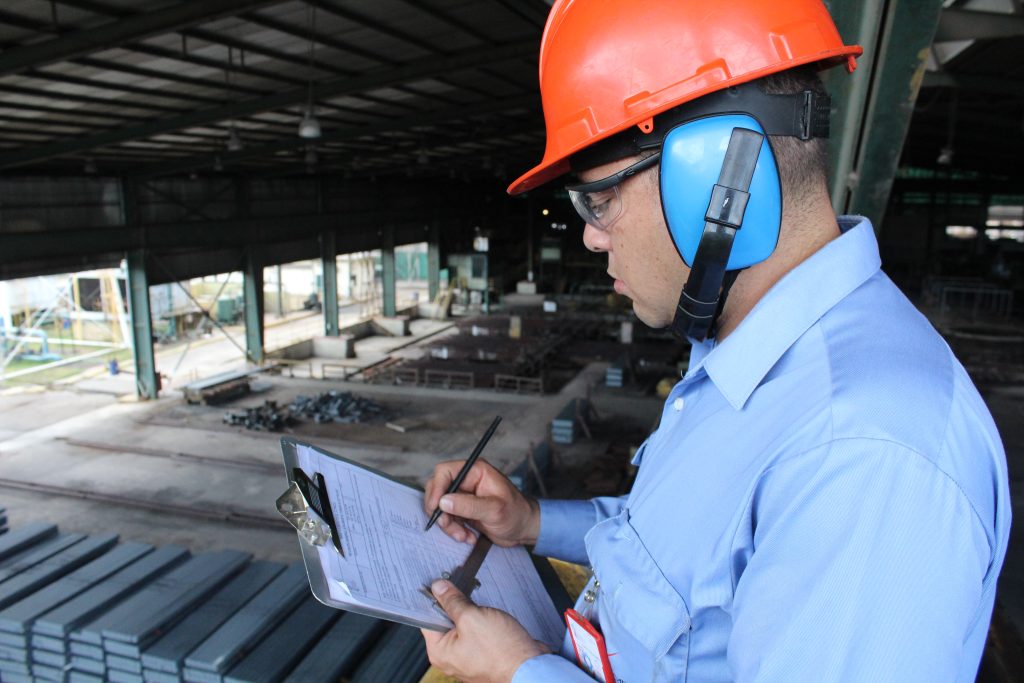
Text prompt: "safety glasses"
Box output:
[[565, 153, 661, 230]]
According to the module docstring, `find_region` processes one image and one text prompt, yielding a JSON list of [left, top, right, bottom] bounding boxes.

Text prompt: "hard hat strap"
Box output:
[[671, 127, 763, 341], [571, 82, 828, 174]]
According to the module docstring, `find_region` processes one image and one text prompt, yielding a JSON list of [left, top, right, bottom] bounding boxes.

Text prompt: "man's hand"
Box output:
[[423, 459, 540, 547], [421, 580, 548, 683]]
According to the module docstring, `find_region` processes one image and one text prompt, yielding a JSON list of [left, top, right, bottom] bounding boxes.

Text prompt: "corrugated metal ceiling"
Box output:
[[0, 0, 546, 179]]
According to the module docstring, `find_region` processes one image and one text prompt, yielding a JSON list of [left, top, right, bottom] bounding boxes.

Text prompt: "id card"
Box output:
[[565, 608, 615, 683]]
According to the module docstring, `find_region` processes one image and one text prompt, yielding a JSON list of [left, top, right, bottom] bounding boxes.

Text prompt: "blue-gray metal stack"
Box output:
[[0, 523, 430, 683], [0, 509, 7, 536], [508, 442, 552, 496], [551, 398, 585, 445], [605, 365, 624, 388]]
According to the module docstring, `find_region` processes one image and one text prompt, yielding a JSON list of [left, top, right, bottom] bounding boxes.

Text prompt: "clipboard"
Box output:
[[276, 437, 569, 639]]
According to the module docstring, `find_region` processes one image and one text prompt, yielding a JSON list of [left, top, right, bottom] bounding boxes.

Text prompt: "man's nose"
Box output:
[[582, 223, 610, 253]]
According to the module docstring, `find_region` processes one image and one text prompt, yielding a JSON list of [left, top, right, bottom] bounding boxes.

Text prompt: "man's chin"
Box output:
[[631, 303, 671, 330]]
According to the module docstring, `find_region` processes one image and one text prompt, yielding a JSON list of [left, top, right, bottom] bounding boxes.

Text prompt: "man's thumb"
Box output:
[[432, 579, 473, 622]]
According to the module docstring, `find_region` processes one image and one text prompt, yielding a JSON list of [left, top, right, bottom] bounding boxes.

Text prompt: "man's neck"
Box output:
[[715, 192, 840, 341]]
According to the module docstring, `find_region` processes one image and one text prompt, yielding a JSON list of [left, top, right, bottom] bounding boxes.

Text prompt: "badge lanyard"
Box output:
[[564, 578, 615, 682]]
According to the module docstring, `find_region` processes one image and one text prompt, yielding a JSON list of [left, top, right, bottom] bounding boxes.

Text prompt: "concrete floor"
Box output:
[[0, 357, 620, 568]]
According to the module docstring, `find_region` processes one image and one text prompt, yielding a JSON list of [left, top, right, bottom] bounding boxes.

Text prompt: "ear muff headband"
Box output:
[[666, 124, 770, 340]]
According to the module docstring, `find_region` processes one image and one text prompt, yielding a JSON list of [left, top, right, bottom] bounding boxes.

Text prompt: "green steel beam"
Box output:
[[243, 249, 264, 365], [126, 250, 159, 400], [321, 230, 339, 336], [822, 0, 887, 214], [381, 225, 397, 318], [0, 0, 282, 78], [844, 0, 945, 229], [427, 222, 441, 302], [0, 205, 457, 268]]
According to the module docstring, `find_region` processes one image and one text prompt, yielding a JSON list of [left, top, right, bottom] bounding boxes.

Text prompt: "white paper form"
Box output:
[[295, 443, 565, 648]]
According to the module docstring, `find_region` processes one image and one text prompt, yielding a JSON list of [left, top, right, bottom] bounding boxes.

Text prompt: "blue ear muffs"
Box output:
[[660, 114, 782, 269], [659, 114, 783, 341]]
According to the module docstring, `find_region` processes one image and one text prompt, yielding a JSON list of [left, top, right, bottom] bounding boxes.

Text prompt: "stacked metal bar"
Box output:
[[0, 509, 7, 536], [349, 624, 430, 682], [36, 545, 190, 682], [83, 550, 252, 683], [139, 561, 284, 683], [605, 365, 624, 387], [181, 562, 309, 683], [0, 523, 444, 683], [551, 398, 581, 444], [0, 542, 153, 683]]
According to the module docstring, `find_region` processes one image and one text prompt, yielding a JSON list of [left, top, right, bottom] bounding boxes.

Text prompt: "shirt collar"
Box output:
[[688, 216, 881, 410]]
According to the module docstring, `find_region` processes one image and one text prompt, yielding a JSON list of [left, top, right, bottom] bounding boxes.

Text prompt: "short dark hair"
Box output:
[[752, 65, 831, 202]]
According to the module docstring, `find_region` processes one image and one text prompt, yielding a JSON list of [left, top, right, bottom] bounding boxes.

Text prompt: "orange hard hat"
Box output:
[[507, 0, 863, 195]]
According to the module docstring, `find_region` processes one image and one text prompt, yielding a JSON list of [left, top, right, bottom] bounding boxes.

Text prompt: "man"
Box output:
[[421, 1, 1011, 681]]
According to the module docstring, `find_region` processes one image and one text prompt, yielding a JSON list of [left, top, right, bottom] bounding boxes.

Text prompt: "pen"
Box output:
[[424, 415, 502, 532]]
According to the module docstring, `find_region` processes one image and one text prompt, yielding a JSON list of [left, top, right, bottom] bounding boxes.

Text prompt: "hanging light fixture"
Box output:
[[226, 124, 244, 152], [299, 5, 322, 140], [937, 93, 957, 167], [224, 50, 244, 152]]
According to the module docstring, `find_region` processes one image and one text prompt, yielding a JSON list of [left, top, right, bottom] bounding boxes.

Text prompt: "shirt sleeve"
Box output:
[[533, 496, 627, 564], [512, 654, 591, 682], [728, 440, 992, 682]]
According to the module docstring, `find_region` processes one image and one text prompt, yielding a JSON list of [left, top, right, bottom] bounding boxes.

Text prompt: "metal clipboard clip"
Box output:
[[420, 533, 493, 608], [276, 468, 345, 557]]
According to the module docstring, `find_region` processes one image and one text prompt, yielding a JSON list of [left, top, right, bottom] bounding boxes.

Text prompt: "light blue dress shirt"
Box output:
[[513, 217, 1011, 683]]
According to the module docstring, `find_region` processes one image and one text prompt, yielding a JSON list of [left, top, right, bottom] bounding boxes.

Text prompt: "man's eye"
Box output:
[[588, 192, 613, 216]]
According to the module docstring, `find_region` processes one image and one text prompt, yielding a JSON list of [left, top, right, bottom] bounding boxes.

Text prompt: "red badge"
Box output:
[[564, 608, 615, 682]]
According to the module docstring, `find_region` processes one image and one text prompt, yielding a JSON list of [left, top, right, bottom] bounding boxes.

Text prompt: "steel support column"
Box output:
[[126, 250, 159, 400], [321, 230, 339, 336], [822, 0, 886, 215], [427, 221, 441, 302], [845, 0, 945, 228], [824, 0, 945, 229], [381, 225, 397, 318], [243, 249, 264, 364]]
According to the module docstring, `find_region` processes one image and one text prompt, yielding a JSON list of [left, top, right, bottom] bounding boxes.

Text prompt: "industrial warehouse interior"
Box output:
[[0, 1, 1022, 682]]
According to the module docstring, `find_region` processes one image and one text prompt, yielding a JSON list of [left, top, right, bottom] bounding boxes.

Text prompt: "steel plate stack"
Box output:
[[0, 524, 429, 683]]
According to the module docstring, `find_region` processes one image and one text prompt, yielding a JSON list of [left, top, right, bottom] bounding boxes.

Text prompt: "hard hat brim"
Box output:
[[506, 48, 862, 197]]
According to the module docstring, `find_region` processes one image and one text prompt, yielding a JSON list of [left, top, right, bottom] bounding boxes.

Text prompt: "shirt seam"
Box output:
[[754, 435, 991, 558], [728, 433, 991, 601]]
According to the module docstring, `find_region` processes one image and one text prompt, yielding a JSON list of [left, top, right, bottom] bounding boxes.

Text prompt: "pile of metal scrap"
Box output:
[[289, 392, 385, 424], [223, 401, 294, 432]]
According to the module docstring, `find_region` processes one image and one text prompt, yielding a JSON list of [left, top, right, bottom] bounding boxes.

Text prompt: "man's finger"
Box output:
[[437, 513, 470, 543], [440, 492, 501, 524], [423, 478, 436, 515], [431, 579, 474, 623]]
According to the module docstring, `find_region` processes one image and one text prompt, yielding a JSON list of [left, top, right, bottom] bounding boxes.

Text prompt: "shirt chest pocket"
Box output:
[[586, 510, 692, 682]]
